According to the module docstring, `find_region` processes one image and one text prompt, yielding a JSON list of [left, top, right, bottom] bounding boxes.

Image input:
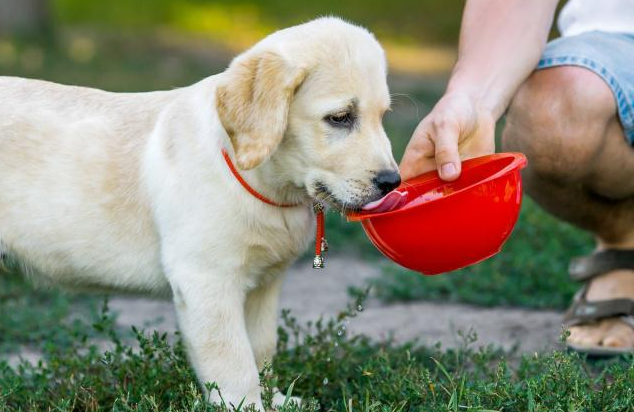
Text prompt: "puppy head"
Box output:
[[216, 17, 399, 211]]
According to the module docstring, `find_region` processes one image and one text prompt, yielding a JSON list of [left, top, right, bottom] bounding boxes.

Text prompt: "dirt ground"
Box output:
[[110, 256, 565, 352], [6, 256, 565, 367]]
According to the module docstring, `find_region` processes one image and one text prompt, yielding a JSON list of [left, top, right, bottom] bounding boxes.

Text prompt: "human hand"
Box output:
[[400, 92, 496, 181]]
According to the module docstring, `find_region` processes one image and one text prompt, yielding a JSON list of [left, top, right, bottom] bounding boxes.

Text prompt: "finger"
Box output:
[[458, 117, 496, 160], [399, 122, 436, 180], [399, 146, 436, 181], [432, 123, 461, 181]]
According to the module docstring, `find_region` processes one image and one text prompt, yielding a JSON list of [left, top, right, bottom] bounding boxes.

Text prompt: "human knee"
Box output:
[[502, 66, 616, 183]]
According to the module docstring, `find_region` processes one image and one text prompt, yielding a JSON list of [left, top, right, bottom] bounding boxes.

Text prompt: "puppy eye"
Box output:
[[325, 112, 353, 128]]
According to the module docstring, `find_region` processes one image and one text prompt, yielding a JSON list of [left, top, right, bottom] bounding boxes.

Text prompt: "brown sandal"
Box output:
[[564, 249, 634, 356]]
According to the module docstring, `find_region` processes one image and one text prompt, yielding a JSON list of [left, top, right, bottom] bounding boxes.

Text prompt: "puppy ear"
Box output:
[[216, 51, 308, 170]]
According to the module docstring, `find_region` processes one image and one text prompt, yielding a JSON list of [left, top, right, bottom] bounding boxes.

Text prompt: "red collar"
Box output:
[[221, 149, 297, 208], [221, 148, 328, 268]]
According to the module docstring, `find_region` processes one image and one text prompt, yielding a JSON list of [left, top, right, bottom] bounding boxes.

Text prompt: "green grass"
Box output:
[[2, 293, 633, 412], [0, 271, 101, 353]]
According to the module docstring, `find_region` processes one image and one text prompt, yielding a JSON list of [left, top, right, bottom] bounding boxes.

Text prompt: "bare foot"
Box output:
[[567, 268, 634, 349]]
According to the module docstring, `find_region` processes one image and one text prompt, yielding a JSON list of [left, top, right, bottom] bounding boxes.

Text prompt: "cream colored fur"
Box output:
[[0, 17, 397, 410]]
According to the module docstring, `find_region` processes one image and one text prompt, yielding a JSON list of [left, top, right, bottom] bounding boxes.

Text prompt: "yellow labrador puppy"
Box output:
[[0, 17, 399, 410]]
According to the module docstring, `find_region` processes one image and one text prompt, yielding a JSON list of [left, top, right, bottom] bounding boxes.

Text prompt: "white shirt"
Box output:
[[558, 0, 634, 36]]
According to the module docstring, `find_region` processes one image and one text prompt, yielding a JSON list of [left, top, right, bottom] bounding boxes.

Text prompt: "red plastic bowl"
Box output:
[[348, 152, 528, 275]]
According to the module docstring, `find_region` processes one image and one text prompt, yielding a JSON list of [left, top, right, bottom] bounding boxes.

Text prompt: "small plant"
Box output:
[[4, 293, 632, 411], [0, 269, 101, 353]]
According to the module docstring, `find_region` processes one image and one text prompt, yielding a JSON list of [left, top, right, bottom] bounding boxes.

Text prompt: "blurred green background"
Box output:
[[0, 0, 465, 91], [0, 0, 591, 348]]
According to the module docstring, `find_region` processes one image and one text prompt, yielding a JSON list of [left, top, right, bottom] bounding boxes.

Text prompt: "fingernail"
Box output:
[[441, 162, 456, 177]]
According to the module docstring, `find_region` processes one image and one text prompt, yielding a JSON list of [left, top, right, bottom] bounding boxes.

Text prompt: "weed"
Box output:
[[2, 294, 633, 411]]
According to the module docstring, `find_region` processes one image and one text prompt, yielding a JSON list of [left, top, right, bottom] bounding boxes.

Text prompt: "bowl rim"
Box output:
[[347, 152, 527, 222]]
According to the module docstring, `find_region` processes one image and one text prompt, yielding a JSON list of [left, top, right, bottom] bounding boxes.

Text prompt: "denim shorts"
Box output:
[[537, 31, 634, 145]]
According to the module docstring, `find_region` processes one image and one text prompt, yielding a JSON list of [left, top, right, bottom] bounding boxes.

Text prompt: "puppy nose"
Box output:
[[373, 170, 401, 196]]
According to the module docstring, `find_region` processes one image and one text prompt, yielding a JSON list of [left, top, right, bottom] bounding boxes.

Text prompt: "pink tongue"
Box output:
[[362, 190, 407, 213]]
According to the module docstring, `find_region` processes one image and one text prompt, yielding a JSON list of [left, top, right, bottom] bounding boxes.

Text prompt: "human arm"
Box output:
[[400, 0, 560, 181]]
